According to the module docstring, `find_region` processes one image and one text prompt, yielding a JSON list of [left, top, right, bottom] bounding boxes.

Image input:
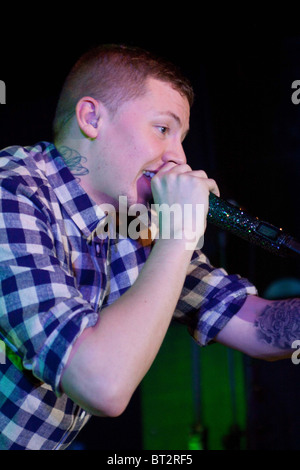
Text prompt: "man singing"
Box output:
[[0, 44, 298, 449]]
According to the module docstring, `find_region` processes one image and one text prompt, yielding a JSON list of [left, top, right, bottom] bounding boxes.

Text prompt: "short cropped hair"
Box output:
[[53, 44, 194, 142]]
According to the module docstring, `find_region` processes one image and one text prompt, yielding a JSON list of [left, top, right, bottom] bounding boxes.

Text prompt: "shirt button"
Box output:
[[95, 243, 101, 257]]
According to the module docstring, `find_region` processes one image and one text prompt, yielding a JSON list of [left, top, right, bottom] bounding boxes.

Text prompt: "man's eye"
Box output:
[[157, 126, 168, 135]]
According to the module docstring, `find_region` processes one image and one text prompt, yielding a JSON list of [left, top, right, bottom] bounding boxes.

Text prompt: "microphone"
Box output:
[[208, 193, 300, 258]]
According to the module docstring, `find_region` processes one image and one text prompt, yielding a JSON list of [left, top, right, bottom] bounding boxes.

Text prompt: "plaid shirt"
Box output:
[[0, 142, 257, 449]]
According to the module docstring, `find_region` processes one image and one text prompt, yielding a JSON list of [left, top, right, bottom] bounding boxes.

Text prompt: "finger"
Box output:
[[188, 175, 220, 197], [206, 178, 220, 197], [185, 169, 208, 179], [155, 163, 192, 177], [184, 171, 220, 197]]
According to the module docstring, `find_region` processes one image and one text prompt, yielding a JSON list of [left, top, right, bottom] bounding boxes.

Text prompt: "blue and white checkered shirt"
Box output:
[[0, 142, 257, 449]]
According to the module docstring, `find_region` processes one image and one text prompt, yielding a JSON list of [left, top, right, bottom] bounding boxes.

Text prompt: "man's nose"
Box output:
[[161, 142, 187, 165]]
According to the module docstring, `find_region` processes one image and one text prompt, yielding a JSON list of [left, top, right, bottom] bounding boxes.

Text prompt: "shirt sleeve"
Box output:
[[173, 249, 258, 346], [0, 179, 98, 397]]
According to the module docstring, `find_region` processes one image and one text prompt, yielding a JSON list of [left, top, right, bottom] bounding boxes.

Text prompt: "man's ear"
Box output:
[[75, 97, 101, 139]]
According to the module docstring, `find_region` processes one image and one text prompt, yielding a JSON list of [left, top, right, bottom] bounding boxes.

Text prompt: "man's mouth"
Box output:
[[142, 170, 156, 180]]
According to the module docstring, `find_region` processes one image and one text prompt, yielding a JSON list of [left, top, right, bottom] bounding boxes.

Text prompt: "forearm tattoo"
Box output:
[[254, 298, 300, 349], [58, 146, 89, 180]]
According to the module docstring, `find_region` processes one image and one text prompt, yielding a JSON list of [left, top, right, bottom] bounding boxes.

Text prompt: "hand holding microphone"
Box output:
[[149, 162, 300, 257], [150, 163, 220, 249]]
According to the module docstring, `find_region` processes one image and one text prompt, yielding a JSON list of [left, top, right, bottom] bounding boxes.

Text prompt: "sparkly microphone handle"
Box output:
[[208, 193, 300, 258]]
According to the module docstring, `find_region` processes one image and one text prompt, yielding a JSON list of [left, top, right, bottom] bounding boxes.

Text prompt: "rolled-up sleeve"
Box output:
[[0, 182, 98, 397], [173, 250, 258, 346]]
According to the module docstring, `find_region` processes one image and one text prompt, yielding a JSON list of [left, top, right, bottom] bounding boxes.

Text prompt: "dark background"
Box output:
[[1, 12, 300, 449]]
